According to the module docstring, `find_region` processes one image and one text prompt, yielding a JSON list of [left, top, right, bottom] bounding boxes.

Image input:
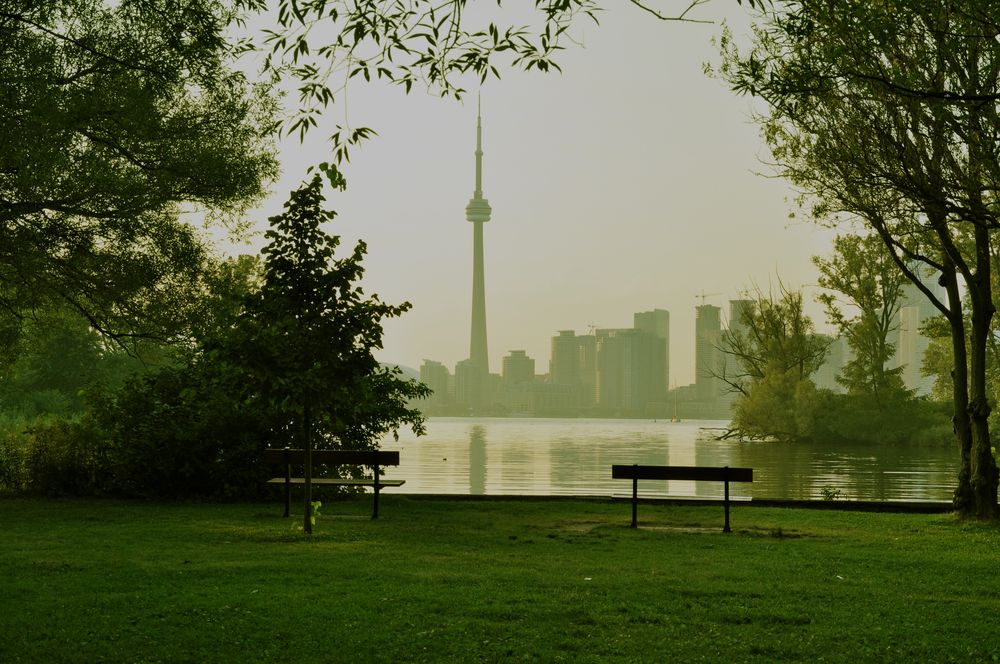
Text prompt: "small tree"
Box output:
[[222, 171, 429, 532], [720, 283, 829, 440]]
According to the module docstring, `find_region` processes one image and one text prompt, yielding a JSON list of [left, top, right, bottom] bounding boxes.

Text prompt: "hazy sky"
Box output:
[[224, 1, 838, 386]]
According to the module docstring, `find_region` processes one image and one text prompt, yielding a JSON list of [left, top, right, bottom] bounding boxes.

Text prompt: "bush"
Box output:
[[22, 417, 105, 496], [0, 432, 28, 494], [85, 365, 275, 500]]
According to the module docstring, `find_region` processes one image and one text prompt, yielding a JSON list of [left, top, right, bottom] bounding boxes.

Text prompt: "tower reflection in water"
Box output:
[[469, 425, 487, 495]]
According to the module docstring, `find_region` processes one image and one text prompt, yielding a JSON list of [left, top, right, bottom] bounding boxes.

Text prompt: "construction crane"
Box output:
[[695, 291, 722, 306]]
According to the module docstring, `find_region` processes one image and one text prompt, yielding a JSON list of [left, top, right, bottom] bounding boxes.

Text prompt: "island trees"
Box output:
[[722, 1, 1000, 516], [721, 284, 829, 441]]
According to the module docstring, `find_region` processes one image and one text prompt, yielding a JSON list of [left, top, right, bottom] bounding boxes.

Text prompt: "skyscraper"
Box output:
[[465, 101, 491, 375], [634, 308, 670, 394], [695, 304, 722, 402]]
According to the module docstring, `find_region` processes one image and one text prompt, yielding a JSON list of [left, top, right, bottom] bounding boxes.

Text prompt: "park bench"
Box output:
[[264, 447, 404, 519], [611, 464, 753, 532]]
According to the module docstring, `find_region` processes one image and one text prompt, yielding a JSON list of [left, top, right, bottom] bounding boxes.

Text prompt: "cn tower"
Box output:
[[465, 101, 491, 373]]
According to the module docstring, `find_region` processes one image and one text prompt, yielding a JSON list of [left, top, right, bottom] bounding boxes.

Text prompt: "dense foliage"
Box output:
[[1, 0, 277, 341]]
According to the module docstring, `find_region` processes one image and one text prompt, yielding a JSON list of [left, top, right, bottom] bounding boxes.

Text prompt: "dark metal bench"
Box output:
[[612, 464, 753, 532], [264, 448, 404, 519]]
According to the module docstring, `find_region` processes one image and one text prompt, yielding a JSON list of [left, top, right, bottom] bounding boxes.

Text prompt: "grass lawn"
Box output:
[[2, 495, 1000, 662]]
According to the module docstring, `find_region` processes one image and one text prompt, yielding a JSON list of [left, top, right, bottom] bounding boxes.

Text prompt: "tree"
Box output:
[[813, 233, 908, 404], [720, 283, 829, 440], [1, 0, 277, 343], [220, 171, 429, 532], [722, 1, 1000, 517]]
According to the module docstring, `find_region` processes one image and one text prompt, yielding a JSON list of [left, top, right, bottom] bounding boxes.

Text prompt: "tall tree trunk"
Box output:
[[967, 225, 998, 518], [941, 263, 975, 512]]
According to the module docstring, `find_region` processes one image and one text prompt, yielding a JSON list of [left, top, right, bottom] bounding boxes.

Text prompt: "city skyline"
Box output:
[[220, 3, 840, 385]]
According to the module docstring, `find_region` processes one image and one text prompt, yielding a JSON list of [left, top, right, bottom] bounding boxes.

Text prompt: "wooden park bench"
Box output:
[[264, 447, 404, 519], [611, 464, 753, 532]]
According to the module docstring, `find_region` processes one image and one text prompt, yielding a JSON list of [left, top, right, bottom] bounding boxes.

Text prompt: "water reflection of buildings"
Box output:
[[388, 420, 956, 500], [468, 425, 486, 495]]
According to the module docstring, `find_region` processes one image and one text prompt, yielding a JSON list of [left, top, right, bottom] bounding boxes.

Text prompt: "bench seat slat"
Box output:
[[267, 478, 405, 487], [262, 449, 400, 466], [611, 464, 753, 483]]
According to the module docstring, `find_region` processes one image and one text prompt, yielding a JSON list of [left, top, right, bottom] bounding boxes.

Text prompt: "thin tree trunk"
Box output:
[[303, 401, 313, 534]]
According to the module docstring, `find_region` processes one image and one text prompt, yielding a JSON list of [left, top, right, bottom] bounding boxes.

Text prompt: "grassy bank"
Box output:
[[2, 496, 999, 662]]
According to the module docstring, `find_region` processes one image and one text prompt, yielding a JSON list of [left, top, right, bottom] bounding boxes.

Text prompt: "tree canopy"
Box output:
[[1, 0, 278, 341]]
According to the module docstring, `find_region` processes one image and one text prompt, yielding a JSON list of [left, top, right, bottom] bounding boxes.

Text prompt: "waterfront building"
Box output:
[[454, 359, 487, 411], [419, 359, 452, 404], [695, 304, 723, 402], [595, 328, 666, 416], [549, 330, 597, 409], [550, 330, 581, 387], [633, 308, 670, 396], [502, 350, 535, 386]]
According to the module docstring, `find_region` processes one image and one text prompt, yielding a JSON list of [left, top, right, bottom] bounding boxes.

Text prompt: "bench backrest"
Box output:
[[264, 448, 400, 467], [612, 464, 753, 483]]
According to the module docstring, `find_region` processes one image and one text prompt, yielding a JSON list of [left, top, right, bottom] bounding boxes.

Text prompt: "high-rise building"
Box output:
[[419, 360, 452, 404], [595, 329, 625, 412], [594, 328, 665, 415], [550, 330, 597, 409], [550, 330, 581, 387], [502, 350, 535, 386], [634, 308, 670, 394], [695, 304, 722, 402]]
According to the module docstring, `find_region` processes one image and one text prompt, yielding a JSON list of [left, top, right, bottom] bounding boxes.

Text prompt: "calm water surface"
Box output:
[[379, 417, 958, 502]]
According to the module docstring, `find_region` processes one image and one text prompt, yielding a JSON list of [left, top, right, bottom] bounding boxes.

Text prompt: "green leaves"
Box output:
[[254, 0, 601, 159], [2, 0, 279, 340]]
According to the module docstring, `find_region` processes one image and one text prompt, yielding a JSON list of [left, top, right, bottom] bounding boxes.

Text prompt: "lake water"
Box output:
[[379, 417, 959, 502]]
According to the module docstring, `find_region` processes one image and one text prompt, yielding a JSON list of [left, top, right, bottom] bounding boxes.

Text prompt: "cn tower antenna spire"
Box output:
[[474, 92, 484, 197]]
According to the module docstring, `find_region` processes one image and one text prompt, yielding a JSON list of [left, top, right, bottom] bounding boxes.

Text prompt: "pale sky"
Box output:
[[222, 1, 838, 386]]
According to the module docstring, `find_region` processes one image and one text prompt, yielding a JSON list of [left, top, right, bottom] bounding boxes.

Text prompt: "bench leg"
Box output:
[[631, 474, 638, 528], [723, 478, 731, 533], [283, 477, 291, 518]]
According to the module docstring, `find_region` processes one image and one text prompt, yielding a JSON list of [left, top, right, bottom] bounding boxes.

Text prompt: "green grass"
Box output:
[[3, 496, 1000, 662]]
